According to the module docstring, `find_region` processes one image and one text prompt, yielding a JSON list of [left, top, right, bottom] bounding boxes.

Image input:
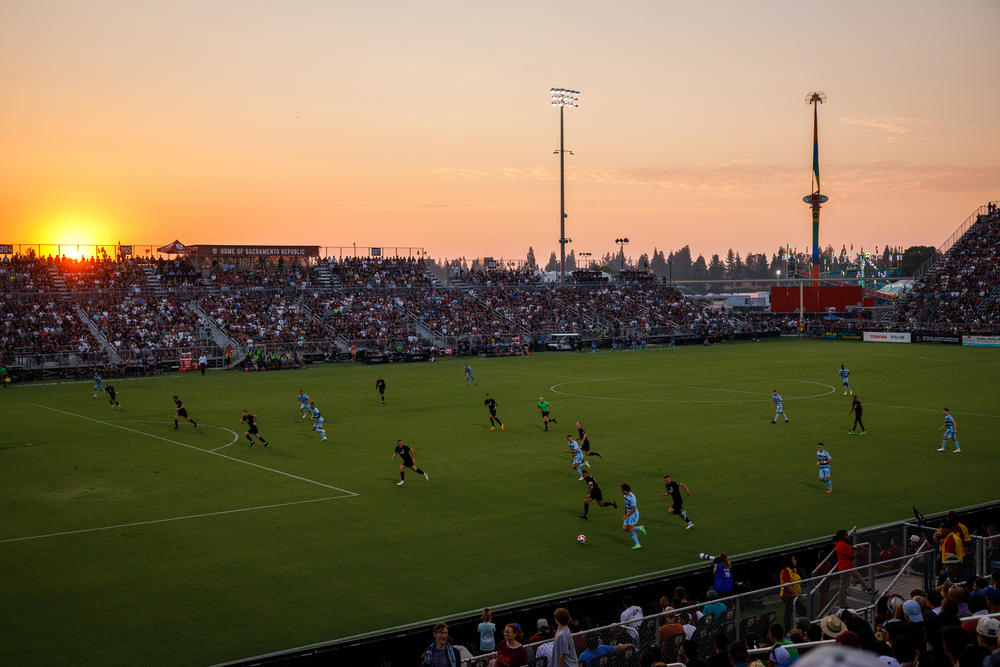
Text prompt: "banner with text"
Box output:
[[962, 335, 1000, 347], [863, 331, 911, 343]]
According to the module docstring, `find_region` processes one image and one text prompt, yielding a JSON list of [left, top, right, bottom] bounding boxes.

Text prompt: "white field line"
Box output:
[[217, 499, 1000, 666], [118, 419, 239, 450], [0, 495, 349, 545], [31, 404, 358, 496]]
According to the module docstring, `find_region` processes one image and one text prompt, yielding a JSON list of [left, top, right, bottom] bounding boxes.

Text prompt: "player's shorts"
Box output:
[[573, 452, 584, 465], [541, 411, 550, 418], [176, 408, 188, 418], [944, 428, 955, 439], [580, 439, 591, 452], [623, 513, 639, 527], [590, 488, 604, 502], [488, 410, 497, 416], [247, 424, 259, 435], [299, 402, 309, 410], [818, 466, 830, 479], [314, 418, 324, 428], [671, 502, 684, 512], [401, 458, 415, 468]]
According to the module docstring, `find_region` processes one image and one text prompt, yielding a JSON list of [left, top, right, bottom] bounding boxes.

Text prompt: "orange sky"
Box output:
[[1, 0, 997, 263]]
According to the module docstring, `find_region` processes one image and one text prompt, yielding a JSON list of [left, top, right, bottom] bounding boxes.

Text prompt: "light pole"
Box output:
[[579, 251, 592, 270], [551, 87, 579, 286], [668, 260, 673, 286], [614, 238, 630, 272]]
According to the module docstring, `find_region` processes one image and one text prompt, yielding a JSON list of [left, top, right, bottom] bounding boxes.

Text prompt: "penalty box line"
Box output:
[[0, 495, 350, 545], [31, 404, 359, 496]]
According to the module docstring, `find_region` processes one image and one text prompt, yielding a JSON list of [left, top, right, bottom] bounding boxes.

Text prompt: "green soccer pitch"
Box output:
[[0, 339, 997, 665]]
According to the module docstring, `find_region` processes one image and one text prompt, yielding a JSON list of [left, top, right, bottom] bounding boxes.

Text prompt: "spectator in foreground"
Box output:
[[492, 623, 528, 667], [578, 633, 634, 666], [703, 589, 727, 625], [422, 622, 460, 667], [551, 607, 579, 667], [479, 607, 496, 654]]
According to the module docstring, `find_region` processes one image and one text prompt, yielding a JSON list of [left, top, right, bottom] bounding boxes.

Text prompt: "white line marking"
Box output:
[[220, 498, 1000, 666], [31, 404, 358, 496], [919, 356, 1000, 365], [0, 495, 349, 545], [118, 419, 240, 450], [548, 376, 835, 403]]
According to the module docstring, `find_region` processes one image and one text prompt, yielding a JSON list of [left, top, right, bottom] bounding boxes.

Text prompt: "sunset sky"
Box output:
[[1, 0, 998, 263]]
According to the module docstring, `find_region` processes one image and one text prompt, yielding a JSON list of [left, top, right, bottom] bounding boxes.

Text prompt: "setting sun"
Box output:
[[36, 212, 115, 259]]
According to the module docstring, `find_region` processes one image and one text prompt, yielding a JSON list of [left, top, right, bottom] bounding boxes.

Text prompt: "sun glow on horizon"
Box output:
[[36, 212, 117, 260]]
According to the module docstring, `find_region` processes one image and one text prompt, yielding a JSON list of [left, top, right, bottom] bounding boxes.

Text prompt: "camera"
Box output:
[[698, 552, 719, 563]]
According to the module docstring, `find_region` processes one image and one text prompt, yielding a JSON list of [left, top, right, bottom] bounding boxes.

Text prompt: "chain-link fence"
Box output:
[[461, 548, 938, 667]]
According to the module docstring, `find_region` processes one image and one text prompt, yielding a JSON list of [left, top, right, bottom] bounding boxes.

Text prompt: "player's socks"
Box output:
[[192, 421, 197, 427], [245, 435, 253, 444], [174, 421, 178, 429], [500, 423, 504, 431], [631, 532, 640, 546], [262, 440, 268, 447], [826, 481, 832, 490], [611, 501, 618, 508], [400, 472, 405, 481], [550, 418, 557, 423], [582, 504, 589, 517], [593, 452, 603, 458]]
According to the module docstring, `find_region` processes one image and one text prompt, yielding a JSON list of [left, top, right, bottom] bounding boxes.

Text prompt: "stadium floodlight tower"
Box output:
[[551, 87, 580, 285], [803, 91, 828, 289]]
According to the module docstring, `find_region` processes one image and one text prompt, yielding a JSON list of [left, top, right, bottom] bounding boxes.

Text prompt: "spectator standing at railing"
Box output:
[[780, 556, 803, 631], [550, 607, 579, 667], [714, 554, 734, 595], [835, 529, 873, 608], [620, 595, 644, 642]]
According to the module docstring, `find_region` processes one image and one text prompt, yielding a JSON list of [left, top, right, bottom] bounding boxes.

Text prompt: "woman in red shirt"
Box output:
[[492, 623, 528, 667], [834, 529, 871, 607]]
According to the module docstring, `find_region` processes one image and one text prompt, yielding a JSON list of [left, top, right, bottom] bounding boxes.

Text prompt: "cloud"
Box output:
[[840, 115, 933, 141]]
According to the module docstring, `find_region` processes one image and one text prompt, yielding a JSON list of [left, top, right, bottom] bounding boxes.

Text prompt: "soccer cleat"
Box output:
[[322, 437, 327, 441], [397, 480, 405, 486], [579, 514, 588, 519], [490, 427, 495, 431], [423, 472, 429, 480], [632, 544, 643, 550], [937, 447, 946, 452], [772, 420, 776, 424], [850, 390, 853, 395], [848, 431, 854, 435], [953, 449, 961, 453], [843, 391, 847, 395], [500, 424, 503, 431], [637, 525, 646, 535], [826, 489, 833, 493], [860, 431, 865, 435], [174, 425, 178, 429], [263, 441, 269, 447], [686, 522, 695, 529]]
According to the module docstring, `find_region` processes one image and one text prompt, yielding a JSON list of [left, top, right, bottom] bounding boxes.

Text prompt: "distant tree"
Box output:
[[901, 245, 937, 275], [725, 249, 737, 277], [708, 254, 726, 281], [637, 252, 650, 271], [692, 254, 708, 280], [650, 249, 667, 276], [566, 249, 577, 271], [545, 252, 559, 272], [671, 245, 693, 280], [526, 246, 538, 271]]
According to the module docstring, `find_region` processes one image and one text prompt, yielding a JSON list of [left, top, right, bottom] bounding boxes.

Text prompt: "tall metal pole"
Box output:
[[560, 105, 566, 286]]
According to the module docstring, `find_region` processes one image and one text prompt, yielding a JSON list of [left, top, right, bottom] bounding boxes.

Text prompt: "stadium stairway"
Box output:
[[139, 264, 165, 296], [74, 304, 123, 364], [47, 266, 69, 301], [314, 264, 334, 294], [188, 301, 240, 363]]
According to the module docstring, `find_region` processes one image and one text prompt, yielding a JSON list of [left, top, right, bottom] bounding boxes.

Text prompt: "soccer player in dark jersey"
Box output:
[[104, 384, 120, 409], [392, 439, 428, 485], [579, 471, 617, 519], [537, 396, 557, 431], [173, 395, 197, 429], [848, 396, 866, 435], [484, 393, 503, 431], [575, 421, 603, 459], [661, 474, 694, 529], [241, 409, 269, 447], [375, 376, 386, 405]]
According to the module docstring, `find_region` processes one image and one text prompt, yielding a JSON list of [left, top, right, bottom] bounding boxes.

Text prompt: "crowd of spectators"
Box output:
[[324, 256, 435, 288], [894, 207, 1000, 327], [200, 294, 329, 347], [82, 295, 209, 360], [1, 293, 101, 364]]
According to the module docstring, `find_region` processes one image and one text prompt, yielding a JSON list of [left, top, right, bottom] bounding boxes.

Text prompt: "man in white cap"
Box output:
[[977, 617, 999, 667]]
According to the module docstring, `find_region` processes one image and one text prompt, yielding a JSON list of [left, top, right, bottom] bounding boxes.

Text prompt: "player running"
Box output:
[[311, 406, 328, 441], [537, 396, 557, 431], [484, 393, 503, 431], [848, 396, 866, 435], [375, 375, 386, 405], [661, 474, 694, 529], [621, 483, 646, 550], [566, 435, 587, 480], [241, 409, 269, 447], [92, 372, 103, 398], [392, 439, 429, 485], [104, 384, 120, 409], [298, 390, 311, 418], [173, 395, 197, 428], [575, 422, 603, 459], [771, 390, 789, 423], [816, 442, 832, 492], [937, 408, 961, 453], [579, 470, 617, 519], [839, 365, 853, 395], [465, 364, 479, 386]]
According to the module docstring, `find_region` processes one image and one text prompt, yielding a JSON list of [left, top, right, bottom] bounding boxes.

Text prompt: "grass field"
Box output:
[[1, 339, 997, 665]]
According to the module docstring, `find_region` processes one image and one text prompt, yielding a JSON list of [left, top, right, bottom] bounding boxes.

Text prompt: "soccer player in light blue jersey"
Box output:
[[937, 408, 961, 453], [816, 442, 832, 493], [839, 365, 852, 395], [298, 390, 310, 418], [620, 483, 646, 549], [771, 390, 789, 423], [566, 435, 587, 480], [465, 364, 478, 386], [92, 373, 102, 398], [312, 408, 327, 442]]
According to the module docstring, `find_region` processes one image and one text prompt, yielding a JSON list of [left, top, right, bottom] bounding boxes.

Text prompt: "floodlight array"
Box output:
[[550, 88, 580, 107]]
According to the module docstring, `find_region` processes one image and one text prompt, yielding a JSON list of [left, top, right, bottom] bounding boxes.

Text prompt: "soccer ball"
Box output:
[[576, 534, 586, 544]]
